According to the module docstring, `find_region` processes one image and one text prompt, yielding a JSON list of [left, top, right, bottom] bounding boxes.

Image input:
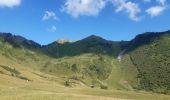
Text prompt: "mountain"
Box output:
[[0, 30, 170, 96], [0, 32, 41, 48], [43, 35, 127, 58], [127, 30, 170, 51]]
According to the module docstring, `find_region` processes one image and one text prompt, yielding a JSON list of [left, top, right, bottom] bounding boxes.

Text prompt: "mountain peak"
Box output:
[[85, 35, 103, 40], [81, 35, 108, 43]]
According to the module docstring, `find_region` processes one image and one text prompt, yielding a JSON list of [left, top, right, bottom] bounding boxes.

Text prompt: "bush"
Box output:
[[90, 85, 95, 88], [71, 64, 79, 73], [65, 79, 71, 87], [18, 76, 30, 81], [100, 84, 108, 90], [0, 65, 20, 75]]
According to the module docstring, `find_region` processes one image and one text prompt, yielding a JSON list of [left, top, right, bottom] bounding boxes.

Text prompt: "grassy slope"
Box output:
[[106, 54, 138, 90], [40, 53, 138, 90], [0, 40, 162, 100], [1, 55, 170, 100], [0, 32, 170, 99], [0, 39, 118, 88]]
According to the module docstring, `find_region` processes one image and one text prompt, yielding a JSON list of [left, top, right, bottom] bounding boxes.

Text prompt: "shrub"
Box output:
[[65, 79, 71, 87], [71, 64, 78, 73], [100, 84, 108, 90]]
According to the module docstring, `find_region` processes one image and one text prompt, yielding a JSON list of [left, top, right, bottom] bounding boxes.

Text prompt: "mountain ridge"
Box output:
[[0, 32, 41, 48], [0, 30, 169, 58], [1, 30, 169, 48]]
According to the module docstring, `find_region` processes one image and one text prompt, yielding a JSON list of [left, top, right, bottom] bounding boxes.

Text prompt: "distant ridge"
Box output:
[[0, 32, 41, 48]]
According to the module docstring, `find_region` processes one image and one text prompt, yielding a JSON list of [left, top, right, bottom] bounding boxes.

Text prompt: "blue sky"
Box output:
[[0, 0, 170, 45]]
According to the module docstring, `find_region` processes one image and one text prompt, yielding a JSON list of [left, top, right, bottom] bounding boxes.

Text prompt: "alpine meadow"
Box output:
[[0, 0, 170, 100]]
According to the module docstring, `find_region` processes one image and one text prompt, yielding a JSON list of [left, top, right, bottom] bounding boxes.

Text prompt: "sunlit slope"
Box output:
[[1, 55, 170, 100], [40, 53, 138, 90], [0, 33, 136, 90], [0, 30, 170, 100]]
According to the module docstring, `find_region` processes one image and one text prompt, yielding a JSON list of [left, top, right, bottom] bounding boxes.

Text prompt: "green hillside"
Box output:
[[128, 31, 170, 93], [0, 31, 170, 99], [43, 35, 126, 58], [0, 32, 136, 90]]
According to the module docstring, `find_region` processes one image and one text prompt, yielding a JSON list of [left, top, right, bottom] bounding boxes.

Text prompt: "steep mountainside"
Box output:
[[127, 31, 170, 93]]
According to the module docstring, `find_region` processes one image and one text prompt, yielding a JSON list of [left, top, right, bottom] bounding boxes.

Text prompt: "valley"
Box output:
[[0, 31, 170, 100]]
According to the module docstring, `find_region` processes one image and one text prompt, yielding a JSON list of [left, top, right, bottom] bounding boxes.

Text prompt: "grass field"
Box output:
[[1, 75, 170, 100], [0, 34, 170, 100], [1, 55, 170, 100]]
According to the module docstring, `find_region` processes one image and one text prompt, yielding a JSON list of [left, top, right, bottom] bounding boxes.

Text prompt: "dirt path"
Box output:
[[15, 91, 133, 100]]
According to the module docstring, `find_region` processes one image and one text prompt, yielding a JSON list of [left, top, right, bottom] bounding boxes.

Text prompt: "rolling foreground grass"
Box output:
[[0, 55, 170, 100]]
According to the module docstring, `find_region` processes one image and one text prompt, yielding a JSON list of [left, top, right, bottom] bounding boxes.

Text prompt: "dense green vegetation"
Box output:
[[129, 31, 170, 93], [43, 35, 124, 58]]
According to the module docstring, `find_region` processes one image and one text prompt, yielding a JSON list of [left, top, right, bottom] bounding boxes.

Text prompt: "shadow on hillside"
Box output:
[[1, 31, 169, 59], [42, 39, 129, 58], [123, 30, 170, 54]]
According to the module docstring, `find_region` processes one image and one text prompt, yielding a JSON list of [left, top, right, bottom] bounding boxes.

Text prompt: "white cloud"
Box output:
[[0, 0, 21, 8], [48, 25, 57, 32], [61, 0, 169, 21], [157, 0, 166, 5], [42, 11, 58, 21], [61, 0, 107, 18], [146, 0, 167, 17], [112, 0, 141, 21], [146, 6, 166, 16]]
